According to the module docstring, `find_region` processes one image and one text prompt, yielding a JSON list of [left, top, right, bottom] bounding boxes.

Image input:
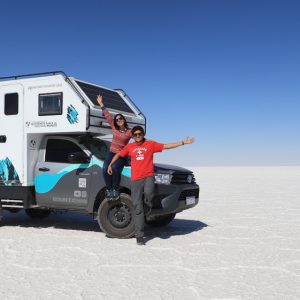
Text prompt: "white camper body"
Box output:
[[0, 72, 145, 187]]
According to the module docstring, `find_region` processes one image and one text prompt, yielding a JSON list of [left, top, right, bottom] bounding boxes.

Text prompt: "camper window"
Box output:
[[45, 139, 86, 163], [39, 93, 63, 116], [4, 93, 18, 115]]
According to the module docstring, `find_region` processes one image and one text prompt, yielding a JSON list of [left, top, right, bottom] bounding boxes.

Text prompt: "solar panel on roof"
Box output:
[[75, 80, 134, 114]]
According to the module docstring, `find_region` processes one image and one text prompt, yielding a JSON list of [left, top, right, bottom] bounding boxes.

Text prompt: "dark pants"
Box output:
[[103, 152, 128, 190], [131, 176, 155, 238]]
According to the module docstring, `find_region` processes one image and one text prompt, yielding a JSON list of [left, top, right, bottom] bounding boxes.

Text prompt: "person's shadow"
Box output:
[[145, 219, 208, 242], [1, 211, 208, 239]]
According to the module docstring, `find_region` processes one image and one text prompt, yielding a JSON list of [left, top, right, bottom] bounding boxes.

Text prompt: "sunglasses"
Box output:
[[116, 117, 124, 122], [133, 132, 144, 137]]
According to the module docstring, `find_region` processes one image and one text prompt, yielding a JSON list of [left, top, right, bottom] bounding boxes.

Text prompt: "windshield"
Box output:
[[83, 138, 111, 161]]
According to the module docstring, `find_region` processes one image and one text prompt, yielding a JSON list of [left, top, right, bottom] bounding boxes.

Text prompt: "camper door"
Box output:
[[0, 84, 24, 186]]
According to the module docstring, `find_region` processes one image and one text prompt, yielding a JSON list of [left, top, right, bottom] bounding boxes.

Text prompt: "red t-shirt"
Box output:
[[119, 140, 164, 181]]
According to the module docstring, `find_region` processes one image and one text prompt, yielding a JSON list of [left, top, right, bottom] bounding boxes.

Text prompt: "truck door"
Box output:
[[0, 84, 24, 186], [34, 137, 92, 209]]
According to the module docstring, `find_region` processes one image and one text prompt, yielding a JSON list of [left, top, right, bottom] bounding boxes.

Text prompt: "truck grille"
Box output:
[[171, 173, 196, 184], [178, 189, 199, 201]]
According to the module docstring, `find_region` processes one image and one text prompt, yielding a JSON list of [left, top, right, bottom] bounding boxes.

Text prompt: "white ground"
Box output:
[[0, 167, 299, 300]]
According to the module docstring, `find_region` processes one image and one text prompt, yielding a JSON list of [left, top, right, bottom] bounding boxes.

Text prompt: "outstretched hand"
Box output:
[[97, 95, 104, 107], [183, 137, 195, 145], [108, 165, 113, 175]]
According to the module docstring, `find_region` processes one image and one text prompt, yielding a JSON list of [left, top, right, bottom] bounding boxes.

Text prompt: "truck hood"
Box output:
[[154, 163, 193, 174]]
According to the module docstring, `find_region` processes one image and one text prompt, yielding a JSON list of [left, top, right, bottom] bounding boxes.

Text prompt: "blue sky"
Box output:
[[1, 0, 299, 166]]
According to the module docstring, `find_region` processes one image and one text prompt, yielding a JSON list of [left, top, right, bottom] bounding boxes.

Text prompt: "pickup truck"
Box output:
[[0, 135, 199, 238]]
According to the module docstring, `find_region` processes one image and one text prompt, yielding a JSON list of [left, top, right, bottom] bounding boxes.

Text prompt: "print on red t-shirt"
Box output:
[[119, 140, 164, 181]]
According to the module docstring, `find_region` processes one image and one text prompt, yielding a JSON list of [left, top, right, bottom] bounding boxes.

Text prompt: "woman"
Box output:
[[97, 95, 132, 200]]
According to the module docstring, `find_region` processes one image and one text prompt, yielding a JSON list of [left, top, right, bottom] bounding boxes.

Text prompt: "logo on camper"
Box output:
[[25, 121, 57, 128], [67, 105, 79, 124]]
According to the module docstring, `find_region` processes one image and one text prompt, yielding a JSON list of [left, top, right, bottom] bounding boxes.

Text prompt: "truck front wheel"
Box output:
[[145, 213, 176, 227], [97, 193, 135, 238]]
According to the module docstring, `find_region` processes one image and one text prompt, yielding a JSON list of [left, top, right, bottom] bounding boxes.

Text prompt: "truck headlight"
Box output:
[[154, 173, 173, 185]]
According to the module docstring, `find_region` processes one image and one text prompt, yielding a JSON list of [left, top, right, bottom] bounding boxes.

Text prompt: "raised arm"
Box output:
[[97, 94, 105, 108], [163, 137, 195, 150], [97, 95, 114, 128]]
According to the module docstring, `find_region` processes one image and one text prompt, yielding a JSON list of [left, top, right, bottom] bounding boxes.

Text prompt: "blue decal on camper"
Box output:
[[67, 104, 79, 124], [35, 162, 91, 194], [35, 158, 131, 194], [0, 157, 20, 185], [122, 167, 131, 178]]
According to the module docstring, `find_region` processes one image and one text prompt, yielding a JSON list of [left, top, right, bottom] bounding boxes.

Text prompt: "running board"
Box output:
[[1, 199, 24, 208]]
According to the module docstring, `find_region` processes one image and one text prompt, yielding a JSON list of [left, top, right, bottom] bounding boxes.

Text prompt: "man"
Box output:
[[108, 126, 194, 245]]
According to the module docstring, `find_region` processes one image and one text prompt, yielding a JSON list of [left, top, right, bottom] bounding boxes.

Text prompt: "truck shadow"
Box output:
[[2, 211, 208, 238], [2, 210, 100, 232]]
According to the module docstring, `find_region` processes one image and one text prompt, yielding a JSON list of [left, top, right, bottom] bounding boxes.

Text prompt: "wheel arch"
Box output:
[[92, 186, 131, 218]]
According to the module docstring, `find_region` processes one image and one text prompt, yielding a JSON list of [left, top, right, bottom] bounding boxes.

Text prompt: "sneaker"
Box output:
[[136, 237, 146, 245], [105, 189, 113, 200], [111, 188, 120, 200]]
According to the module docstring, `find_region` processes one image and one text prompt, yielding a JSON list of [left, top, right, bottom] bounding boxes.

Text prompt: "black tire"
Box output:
[[145, 213, 176, 227], [25, 208, 51, 219], [98, 193, 135, 238], [0, 205, 3, 224]]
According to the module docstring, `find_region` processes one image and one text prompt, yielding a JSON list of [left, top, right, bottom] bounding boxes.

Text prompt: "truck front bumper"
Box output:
[[149, 183, 199, 218]]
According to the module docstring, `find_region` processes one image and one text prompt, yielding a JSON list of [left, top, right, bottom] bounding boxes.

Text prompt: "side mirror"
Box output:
[[68, 152, 90, 164]]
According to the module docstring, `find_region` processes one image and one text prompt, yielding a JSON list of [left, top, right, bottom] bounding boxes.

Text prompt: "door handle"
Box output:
[[39, 167, 50, 172]]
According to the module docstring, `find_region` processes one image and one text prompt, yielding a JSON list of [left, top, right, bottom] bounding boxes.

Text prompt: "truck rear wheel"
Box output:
[[25, 209, 51, 219], [145, 213, 176, 227], [97, 193, 135, 238]]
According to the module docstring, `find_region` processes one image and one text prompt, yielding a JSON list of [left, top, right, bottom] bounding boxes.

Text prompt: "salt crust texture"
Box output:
[[0, 167, 299, 299]]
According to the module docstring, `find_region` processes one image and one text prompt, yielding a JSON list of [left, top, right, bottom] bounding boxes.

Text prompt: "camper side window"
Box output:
[[39, 93, 63, 116], [4, 93, 18, 115], [45, 139, 85, 163]]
